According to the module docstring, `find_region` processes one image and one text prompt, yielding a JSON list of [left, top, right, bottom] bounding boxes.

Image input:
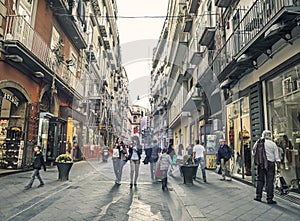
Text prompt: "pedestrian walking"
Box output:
[[149, 140, 161, 181], [176, 144, 184, 165], [157, 148, 173, 191], [24, 145, 46, 189], [128, 136, 142, 188], [112, 138, 128, 185], [216, 139, 234, 181], [253, 130, 281, 204], [167, 143, 175, 162], [192, 140, 207, 182]]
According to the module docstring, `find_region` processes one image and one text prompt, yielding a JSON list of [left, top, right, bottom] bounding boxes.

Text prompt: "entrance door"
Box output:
[[47, 119, 66, 162]]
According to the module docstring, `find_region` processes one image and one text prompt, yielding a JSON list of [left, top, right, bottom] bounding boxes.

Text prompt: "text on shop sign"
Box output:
[[3, 92, 19, 107]]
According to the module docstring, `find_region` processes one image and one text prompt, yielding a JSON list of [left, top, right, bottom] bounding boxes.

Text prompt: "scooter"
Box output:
[[102, 148, 109, 162]]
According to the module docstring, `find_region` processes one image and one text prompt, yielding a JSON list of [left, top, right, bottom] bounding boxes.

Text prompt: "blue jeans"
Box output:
[[194, 157, 206, 180], [113, 158, 127, 182], [28, 169, 44, 187]]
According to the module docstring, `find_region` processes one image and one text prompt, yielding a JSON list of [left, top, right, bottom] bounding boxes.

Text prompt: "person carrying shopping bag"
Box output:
[[157, 148, 173, 191]]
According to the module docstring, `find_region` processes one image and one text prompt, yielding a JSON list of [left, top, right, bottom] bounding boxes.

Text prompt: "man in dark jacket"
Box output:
[[216, 139, 233, 180], [253, 130, 280, 204], [25, 145, 46, 189]]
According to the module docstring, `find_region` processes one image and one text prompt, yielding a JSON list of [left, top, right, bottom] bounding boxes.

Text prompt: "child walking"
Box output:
[[25, 145, 46, 189], [157, 148, 173, 191]]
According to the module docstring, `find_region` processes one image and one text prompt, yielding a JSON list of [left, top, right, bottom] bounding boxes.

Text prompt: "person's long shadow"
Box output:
[[92, 182, 134, 221]]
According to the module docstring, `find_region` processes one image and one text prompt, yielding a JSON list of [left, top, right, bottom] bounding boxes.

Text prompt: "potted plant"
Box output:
[[55, 153, 73, 181], [51, 39, 65, 66], [180, 155, 198, 185]]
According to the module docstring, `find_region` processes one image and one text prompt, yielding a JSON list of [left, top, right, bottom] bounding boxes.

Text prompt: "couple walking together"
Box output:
[[112, 137, 142, 188]]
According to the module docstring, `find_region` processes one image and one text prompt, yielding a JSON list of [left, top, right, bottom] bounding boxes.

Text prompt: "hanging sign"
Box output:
[[3, 92, 19, 107]]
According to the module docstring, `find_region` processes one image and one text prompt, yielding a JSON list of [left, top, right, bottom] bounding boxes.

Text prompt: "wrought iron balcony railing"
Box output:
[[4, 15, 84, 97], [213, 0, 299, 79]]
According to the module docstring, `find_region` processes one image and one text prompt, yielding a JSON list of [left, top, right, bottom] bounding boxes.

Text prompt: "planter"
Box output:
[[181, 165, 198, 185], [57, 162, 73, 181]]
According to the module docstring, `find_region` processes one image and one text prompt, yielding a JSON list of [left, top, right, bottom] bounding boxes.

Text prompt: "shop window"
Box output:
[[0, 89, 27, 169], [226, 97, 251, 179], [266, 64, 300, 193]]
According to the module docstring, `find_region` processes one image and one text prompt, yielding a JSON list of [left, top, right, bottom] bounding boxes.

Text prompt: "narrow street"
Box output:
[[1, 158, 300, 221]]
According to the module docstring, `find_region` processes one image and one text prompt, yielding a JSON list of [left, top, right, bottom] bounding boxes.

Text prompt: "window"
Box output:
[[133, 116, 137, 123], [18, 0, 35, 24]]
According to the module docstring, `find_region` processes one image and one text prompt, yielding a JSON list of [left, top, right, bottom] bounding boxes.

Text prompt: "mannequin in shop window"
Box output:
[[242, 127, 251, 176], [281, 135, 293, 170]]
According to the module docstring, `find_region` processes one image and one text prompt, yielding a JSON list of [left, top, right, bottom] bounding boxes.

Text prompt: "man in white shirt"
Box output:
[[192, 140, 206, 182], [253, 130, 281, 204]]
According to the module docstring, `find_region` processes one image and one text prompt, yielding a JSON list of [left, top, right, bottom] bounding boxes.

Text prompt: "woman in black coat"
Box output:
[[128, 136, 142, 188]]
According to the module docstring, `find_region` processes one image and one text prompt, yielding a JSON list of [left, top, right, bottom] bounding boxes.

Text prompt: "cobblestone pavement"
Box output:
[[0, 158, 300, 221]]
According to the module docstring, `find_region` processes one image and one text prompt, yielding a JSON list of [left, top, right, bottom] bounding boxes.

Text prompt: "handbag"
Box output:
[[112, 148, 119, 158], [156, 162, 162, 177]]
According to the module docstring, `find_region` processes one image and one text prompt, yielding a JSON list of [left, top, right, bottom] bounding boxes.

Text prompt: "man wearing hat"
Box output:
[[253, 130, 280, 204], [216, 138, 234, 180]]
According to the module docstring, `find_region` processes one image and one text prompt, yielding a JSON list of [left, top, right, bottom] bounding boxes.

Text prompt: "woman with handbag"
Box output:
[[128, 136, 143, 188], [112, 138, 128, 185]]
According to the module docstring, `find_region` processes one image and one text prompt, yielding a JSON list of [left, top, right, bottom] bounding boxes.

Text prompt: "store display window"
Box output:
[[266, 64, 300, 193], [0, 89, 27, 169], [226, 97, 251, 180]]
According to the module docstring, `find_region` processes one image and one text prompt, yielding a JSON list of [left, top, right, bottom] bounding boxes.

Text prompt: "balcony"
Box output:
[[3, 15, 84, 98], [48, 0, 88, 50], [212, 0, 300, 85], [188, 0, 199, 14], [182, 85, 203, 112], [189, 39, 205, 65], [85, 44, 97, 62], [183, 63, 194, 79], [215, 0, 232, 8], [197, 12, 217, 47]]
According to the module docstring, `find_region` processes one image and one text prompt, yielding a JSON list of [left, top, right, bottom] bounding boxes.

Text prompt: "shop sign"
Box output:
[[3, 92, 19, 107]]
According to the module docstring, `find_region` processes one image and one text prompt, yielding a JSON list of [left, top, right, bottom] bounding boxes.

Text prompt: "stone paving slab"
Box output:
[[1, 158, 300, 221]]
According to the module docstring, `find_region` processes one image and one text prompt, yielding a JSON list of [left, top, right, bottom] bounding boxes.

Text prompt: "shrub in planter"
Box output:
[[55, 154, 73, 181]]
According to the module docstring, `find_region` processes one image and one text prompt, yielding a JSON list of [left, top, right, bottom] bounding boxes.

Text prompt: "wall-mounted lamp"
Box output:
[[5, 54, 23, 63], [34, 71, 44, 78], [252, 60, 258, 69]]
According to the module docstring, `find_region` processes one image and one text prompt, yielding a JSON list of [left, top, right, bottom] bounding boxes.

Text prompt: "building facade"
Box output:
[[151, 0, 300, 192], [0, 0, 128, 170]]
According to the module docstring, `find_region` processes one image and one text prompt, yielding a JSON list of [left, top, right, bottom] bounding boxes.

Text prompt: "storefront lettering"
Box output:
[[3, 92, 19, 107]]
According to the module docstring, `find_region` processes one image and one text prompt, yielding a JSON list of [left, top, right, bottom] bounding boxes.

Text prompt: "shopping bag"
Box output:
[[275, 174, 289, 195], [112, 148, 119, 158], [156, 163, 162, 177], [279, 176, 289, 195], [216, 164, 222, 174], [172, 154, 177, 164]]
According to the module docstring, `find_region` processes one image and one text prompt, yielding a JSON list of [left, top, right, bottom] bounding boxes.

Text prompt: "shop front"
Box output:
[[0, 88, 29, 170], [60, 106, 85, 160], [226, 97, 252, 181], [37, 90, 67, 164], [265, 63, 300, 193]]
